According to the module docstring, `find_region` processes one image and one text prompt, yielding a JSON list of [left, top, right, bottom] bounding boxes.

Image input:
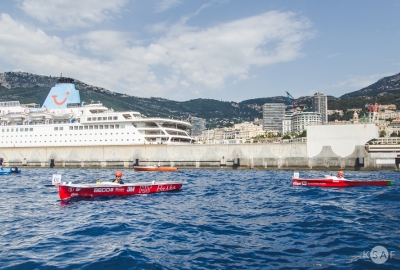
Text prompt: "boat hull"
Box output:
[[134, 166, 178, 172], [58, 181, 183, 200], [292, 178, 392, 187]]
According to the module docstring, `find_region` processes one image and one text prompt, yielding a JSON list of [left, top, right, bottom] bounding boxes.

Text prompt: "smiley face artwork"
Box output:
[[51, 91, 70, 106], [42, 78, 80, 109]]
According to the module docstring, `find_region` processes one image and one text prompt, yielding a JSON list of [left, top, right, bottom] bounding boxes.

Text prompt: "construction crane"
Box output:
[[285, 91, 295, 112]]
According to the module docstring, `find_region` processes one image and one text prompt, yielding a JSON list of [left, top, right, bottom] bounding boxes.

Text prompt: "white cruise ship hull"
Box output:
[[0, 77, 194, 147]]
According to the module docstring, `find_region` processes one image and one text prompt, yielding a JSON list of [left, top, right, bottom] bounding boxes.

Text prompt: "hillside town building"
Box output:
[[195, 121, 265, 144], [194, 89, 400, 145], [291, 112, 322, 133], [327, 109, 344, 116], [282, 115, 292, 135]]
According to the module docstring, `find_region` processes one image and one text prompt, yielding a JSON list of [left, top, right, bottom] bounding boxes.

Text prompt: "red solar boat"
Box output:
[[292, 172, 392, 187], [57, 181, 183, 200]]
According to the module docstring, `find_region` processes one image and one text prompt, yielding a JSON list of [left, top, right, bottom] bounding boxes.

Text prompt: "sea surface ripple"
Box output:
[[0, 168, 399, 269]]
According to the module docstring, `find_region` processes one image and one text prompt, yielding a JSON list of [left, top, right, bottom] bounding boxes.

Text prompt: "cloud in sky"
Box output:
[[155, 0, 182, 13], [327, 53, 340, 58], [18, 0, 127, 29], [0, 1, 315, 100]]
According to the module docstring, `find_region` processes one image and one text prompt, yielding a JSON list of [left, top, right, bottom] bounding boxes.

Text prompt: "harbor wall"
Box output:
[[0, 123, 395, 170], [0, 142, 396, 170]]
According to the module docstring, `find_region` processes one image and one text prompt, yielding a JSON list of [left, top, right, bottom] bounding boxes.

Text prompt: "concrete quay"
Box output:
[[0, 124, 396, 170], [0, 142, 396, 170]]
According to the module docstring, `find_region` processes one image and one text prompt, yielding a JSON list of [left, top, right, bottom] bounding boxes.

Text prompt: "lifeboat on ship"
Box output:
[[28, 111, 48, 120], [291, 172, 392, 187], [56, 180, 183, 200], [6, 113, 27, 122], [134, 166, 179, 172], [51, 112, 74, 120]]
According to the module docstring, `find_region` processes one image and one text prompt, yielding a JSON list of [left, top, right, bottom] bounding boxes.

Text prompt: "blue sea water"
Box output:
[[0, 168, 399, 270]]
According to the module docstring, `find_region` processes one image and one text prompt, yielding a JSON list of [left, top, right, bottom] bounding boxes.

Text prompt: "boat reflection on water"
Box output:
[[58, 195, 128, 206]]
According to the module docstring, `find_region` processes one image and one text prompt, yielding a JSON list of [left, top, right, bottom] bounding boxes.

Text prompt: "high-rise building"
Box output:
[[313, 92, 328, 124], [262, 103, 286, 133]]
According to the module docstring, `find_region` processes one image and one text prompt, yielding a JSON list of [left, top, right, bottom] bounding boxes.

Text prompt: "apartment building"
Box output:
[[263, 103, 286, 133], [291, 112, 322, 134], [313, 92, 328, 124]]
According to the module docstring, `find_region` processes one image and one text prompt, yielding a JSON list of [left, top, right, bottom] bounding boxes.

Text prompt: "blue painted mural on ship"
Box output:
[[0, 169, 398, 269]]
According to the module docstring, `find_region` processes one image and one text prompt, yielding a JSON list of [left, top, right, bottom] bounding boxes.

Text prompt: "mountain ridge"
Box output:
[[1, 71, 400, 127]]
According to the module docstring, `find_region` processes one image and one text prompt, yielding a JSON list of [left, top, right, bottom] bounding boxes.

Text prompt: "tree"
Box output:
[[328, 112, 342, 122], [298, 130, 307, 137], [380, 130, 386, 137], [282, 134, 291, 139]]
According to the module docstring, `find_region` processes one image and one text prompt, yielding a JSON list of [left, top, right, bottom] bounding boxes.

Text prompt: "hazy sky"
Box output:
[[1, 0, 399, 102]]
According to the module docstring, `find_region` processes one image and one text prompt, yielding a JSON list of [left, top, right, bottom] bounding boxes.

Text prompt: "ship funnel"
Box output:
[[42, 77, 81, 109]]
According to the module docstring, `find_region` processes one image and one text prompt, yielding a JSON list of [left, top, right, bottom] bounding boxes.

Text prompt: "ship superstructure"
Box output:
[[0, 77, 194, 147]]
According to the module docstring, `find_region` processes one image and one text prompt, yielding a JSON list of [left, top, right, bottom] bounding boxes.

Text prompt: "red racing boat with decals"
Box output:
[[134, 166, 178, 172], [291, 172, 392, 187], [57, 181, 183, 200]]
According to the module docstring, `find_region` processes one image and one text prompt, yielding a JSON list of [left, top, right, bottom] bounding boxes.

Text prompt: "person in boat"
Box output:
[[0, 157, 3, 170], [113, 171, 124, 184], [157, 162, 161, 167], [337, 171, 344, 178]]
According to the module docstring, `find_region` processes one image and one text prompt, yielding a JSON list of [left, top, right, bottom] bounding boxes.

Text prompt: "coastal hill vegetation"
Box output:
[[0, 71, 399, 128]]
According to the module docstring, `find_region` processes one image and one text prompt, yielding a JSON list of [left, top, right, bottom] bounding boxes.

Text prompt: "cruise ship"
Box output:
[[0, 77, 194, 147]]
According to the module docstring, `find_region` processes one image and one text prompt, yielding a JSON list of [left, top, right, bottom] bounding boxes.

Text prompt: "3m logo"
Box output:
[[94, 188, 114, 193], [139, 186, 151, 194]]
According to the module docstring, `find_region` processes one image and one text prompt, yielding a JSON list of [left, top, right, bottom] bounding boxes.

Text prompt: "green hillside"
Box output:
[[325, 73, 400, 120], [0, 72, 262, 128], [1, 71, 400, 126]]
